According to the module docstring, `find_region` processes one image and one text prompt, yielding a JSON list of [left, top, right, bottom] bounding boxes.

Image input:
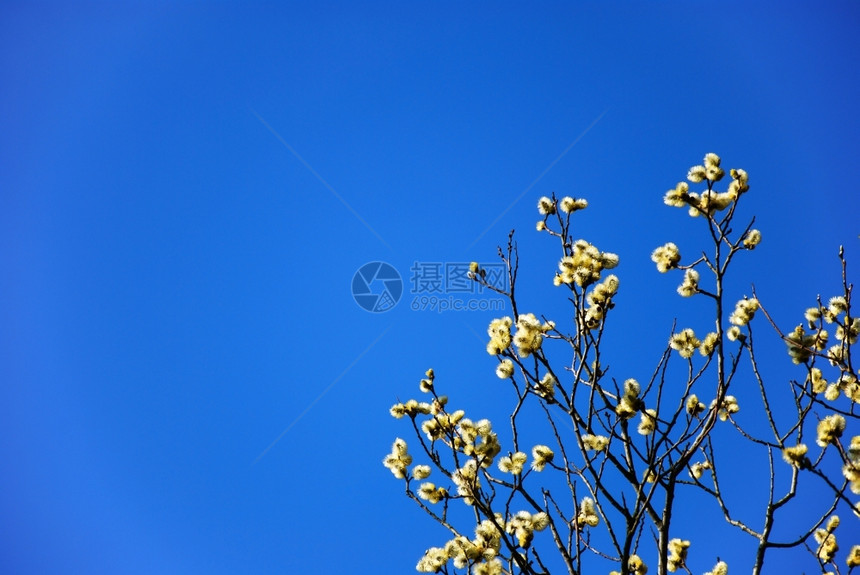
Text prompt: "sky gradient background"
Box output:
[[2, 2, 860, 573]]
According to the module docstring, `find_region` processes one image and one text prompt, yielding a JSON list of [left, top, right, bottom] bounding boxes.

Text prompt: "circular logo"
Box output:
[[352, 262, 403, 313]]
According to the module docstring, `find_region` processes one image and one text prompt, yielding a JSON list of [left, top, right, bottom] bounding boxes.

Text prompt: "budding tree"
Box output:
[[382, 154, 860, 575]]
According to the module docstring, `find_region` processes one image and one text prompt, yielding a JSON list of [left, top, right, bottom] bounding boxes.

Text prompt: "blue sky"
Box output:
[[2, 2, 859, 574]]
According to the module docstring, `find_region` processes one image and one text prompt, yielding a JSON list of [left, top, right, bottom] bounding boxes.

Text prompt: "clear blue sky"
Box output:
[[2, 2, 859, 574]]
